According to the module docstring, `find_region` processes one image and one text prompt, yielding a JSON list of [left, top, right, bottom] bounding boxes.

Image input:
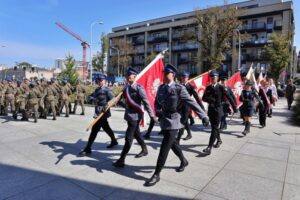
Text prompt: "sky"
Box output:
[[0, 0, 299, 68]]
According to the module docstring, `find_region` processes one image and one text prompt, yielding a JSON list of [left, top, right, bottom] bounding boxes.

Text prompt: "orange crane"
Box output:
[[55, 21, 89, 80]]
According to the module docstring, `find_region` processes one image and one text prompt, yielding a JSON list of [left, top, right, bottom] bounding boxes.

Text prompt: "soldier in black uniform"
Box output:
[[258, 80, 272, 128], [79, 74, 118, 156], [285, 79, 296, 110], [219, 75, 237, 130], [202, 71, 237, 155], [239, 80, 261, 135], [113, 68, 155, 168], [177, 72, 205, 142], [144, 64, 209, 187]]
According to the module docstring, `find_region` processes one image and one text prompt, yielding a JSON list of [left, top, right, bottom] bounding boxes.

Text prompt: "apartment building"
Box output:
[[107, 0, 295, 77]]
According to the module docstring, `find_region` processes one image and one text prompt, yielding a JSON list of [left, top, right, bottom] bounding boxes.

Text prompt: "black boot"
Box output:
[[183, 133, 192, 141], [190, 117, 195, 126], [242, 122, 248, 135], [203, 146, 212, 155], [143, 132, 151, 139], [107, 140, 118, 148], [246, 122, 251, 134], [78, 148, 92, 156], [135, 146, 148, 158], [144, 174, 160, 187], [177, 129, 184, 144], [113, 158, 125, 168], [176, 159, 189, 172], [214, 140, 222, 148]]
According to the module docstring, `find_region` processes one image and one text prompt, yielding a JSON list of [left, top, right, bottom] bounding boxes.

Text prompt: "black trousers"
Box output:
[[85, 117, 116, 150], [208, 115, 221, 147], [146, 118, 155, 134], [120, 120, 146, 160], [154, 130, 185, 175], [259, 107, 267, 126]]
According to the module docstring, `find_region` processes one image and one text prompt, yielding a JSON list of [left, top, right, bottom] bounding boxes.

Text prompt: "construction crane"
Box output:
[[55, 21, 89, 80]]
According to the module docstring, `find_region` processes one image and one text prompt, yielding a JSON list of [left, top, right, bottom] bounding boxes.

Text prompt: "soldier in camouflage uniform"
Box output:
[[59, 80, 72, 117], [15, 78, 30, 120], [44, 80, 58, 120], [73, 80, 86, 115], [26, 82, 41, 123], [3, 79, 16, 117], [0, 80, 5, 115]]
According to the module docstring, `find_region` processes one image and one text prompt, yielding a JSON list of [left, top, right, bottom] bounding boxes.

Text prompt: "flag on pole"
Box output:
[[188, 71, 210, 111], [227, 71, 243, 107], [246, 65, 259, 92], [136, 53, 165, 115]]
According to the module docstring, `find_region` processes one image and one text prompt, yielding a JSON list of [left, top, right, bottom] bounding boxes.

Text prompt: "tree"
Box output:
[[264, 33, 291, 83], [92, 33, 109, 72], [111, 38, 134, 76], [187, 6, 241, 71], [145, 52, 157, 65], [59, 55, 79, 86]]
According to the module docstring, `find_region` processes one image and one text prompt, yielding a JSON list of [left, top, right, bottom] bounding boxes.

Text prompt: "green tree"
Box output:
[[59, 55, 79, 86], [145, 52, 157, 65], [187, 6, 241, 71], [264, 33, 291, 83], [92, 33, 109, 72]]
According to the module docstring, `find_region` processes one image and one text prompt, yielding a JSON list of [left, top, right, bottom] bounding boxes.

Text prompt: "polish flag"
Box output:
[[136, 54, 165, 116], [227, 71, 243, 107]]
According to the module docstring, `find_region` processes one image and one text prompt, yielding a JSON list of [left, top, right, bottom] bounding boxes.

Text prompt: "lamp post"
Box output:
[[90, 21, 104, 84], [110, 46, 120, 77], [236, 29, 241, 70]]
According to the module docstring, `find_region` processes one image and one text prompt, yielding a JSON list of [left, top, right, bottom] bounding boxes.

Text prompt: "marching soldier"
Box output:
[[0, 80, 5, 115], [43, 80, 58, 120], [144, 64, 209, 187], [3, 78, 16, 117], [113, 68, 155, 168], [73, 80, 86, 115], [15, 78, 30, 120], [26, 82, 41, 123], [219, 75, 236, 130], [59, 79, 72, 117], [285, 79, 296, 110], [79, 74, 118, 156], [36, 78, 46, 118], [177, 72, 205, 142], [202, 71, 237, 155]]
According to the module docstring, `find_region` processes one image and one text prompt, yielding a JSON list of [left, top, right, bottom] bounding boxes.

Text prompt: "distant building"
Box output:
[[108, 0, 295, 77], [0, 66, 53, 81]]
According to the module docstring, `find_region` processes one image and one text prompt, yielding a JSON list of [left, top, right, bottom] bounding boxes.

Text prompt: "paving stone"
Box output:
[[286, 163, 300, 186], [282, 183, 300, 200]]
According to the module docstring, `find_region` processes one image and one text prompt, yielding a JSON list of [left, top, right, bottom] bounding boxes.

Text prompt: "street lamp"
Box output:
[[110, 46, 120, 77], [90, 21, 104, 84], [236, 29, 241, 70]]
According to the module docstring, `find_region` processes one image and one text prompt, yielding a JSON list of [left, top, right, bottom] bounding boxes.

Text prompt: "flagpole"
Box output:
[[86, 48, 168, 131]]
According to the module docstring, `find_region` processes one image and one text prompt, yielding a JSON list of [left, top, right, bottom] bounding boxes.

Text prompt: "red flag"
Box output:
[[188, 71, 210, 111], [136, 56, 164, 115], [227, 71, 243, 107]]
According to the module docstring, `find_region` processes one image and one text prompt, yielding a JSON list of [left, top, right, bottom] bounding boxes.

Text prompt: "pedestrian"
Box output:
[[202, 71, 237, 155], [79, 74, 118, 156], [258, 80, 271, 128], [239, 80, 261, 135], [113, 68, 155, 168], [285, 79, 296, 110], [144, 64, 209, 187]]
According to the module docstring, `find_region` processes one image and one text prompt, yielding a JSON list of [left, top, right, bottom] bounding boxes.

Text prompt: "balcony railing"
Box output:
[[133, 60, 145, 65], [148, 35, 168, 43], [240, 22, 266, 32], [172, 43, 198, 51], [178, 57, 192, 64], [241, 54, 263, 61], [132, 38, 145, 45], [148, 46, 168, 52], [134, 48, 145, 54]]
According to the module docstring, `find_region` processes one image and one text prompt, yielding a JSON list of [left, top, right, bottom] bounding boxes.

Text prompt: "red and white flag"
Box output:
[[227, 71, 243, 107], [188, 71, 210, 111], [136, 54, 164, 116]]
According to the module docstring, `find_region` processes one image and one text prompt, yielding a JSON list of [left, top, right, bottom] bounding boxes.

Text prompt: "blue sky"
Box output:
[[0, 0, 299, 68]]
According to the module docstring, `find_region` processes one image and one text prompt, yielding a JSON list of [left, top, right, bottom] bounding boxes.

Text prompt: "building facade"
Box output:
[[107, 0, 295, 77], [0, 67, 53, 81]]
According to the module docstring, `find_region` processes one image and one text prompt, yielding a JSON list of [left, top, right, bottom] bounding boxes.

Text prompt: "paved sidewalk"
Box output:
[[0, 98, 299, 200]]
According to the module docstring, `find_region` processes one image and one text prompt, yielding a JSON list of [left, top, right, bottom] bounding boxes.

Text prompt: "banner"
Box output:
[[227, 71, 243, 107], [136, 56, 164, 115]]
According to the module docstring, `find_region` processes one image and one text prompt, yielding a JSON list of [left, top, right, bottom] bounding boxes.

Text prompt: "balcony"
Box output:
[[132, 38, 145, 45], [241, 38, 269, 47], [134, 47, 145, 54], [241, 54, 263, 62], [274, 20, 283, 30], [147, 35, 168, 43], [178, 57, 192, 64], [240, 22, 266, 33], [148, 46, 168, 53], [172, 43, 198, 52], [132, 60, 145, 66]]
